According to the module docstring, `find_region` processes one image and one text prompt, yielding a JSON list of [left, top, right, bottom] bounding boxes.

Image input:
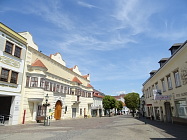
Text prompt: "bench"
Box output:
[[84, 115, 88, 118], [36, 116, 45, 123]]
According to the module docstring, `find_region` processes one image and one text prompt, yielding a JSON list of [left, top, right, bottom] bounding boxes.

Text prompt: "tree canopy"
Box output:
[[116, 100, 123, 111], [103, 95, 117, 110], [124, 92, 140, 112]]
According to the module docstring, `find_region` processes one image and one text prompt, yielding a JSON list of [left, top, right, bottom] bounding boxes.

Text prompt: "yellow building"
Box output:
[[142, 41, 187, 124], [19, 32, 94, 123], [0, 23, 27, 125]]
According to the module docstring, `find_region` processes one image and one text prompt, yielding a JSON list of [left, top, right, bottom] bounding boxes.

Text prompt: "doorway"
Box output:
[[54, 100, 62, 120], [164, 102, 172, 122], [72, 108, 76, 118]]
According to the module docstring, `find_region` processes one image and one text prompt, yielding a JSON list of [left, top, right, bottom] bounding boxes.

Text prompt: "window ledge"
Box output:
[[3, 51, 21, 60], [0, 81, 18, 88]]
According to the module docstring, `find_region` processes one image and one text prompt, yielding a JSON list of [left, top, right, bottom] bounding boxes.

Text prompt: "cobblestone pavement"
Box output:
[[0, 115, 186, 140]]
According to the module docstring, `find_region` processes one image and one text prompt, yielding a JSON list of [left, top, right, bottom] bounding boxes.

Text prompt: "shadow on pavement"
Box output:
[[134, 116, 187, 140]]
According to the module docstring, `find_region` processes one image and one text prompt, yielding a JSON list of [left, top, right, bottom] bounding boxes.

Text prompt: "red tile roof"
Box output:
[[72, 77, 82, 84], [82, 74, 89, 79], [87, 84, 93, 88], [93, 93, 104, 98], [31, 59, 47, 68]]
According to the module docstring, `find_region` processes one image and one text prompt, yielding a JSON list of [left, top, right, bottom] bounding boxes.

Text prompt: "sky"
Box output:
[[1, 0, 187, 96]]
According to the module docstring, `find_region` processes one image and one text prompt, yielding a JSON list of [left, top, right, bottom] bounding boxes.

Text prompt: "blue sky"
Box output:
[[1, 0, 187, 96]]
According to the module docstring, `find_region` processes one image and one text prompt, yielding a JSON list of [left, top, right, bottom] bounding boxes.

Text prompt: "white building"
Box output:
[[91, 89, 104, 117], [0, 23, 27, 125], [19, 32, 94, 123]]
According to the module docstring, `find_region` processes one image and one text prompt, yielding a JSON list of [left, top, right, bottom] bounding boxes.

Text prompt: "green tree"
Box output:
[[124, 92, 140, 117], [116, 101, 124, 112], [103, 95, 117, 116]]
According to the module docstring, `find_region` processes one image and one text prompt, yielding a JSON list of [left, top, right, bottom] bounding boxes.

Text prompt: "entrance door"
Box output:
[[72, 108, 76, 118], [54, 101, 62, 120], [164, 102, 172, 122]]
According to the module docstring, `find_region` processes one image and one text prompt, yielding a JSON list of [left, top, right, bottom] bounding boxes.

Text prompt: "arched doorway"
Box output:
[[54, 100, 62, 120]]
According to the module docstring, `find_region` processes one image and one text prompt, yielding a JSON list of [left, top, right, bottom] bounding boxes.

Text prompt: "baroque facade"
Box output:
[[19, 32, 94, 123], [0, 23, 96, 125], [142, 41, 187, 124], [0, 23, 27, 125]]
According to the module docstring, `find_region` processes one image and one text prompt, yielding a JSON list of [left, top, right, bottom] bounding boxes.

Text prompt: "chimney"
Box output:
[[149, 70, 157, 77], [158, 58, 169, 67], [169, 43, 182, 55]]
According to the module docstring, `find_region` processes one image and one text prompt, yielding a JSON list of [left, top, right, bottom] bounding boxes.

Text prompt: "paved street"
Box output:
[[0, 115, 187, 140]]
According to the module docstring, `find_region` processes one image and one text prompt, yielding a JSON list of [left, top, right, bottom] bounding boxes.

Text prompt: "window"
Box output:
[[167, 75, 172, 89], [44, 81, 49, 90], [10, 71, 18, 84], [174, 71, 181, 87], [50, 83, 53, 91], [26, 76, 30, 87], [175, 100, 187, 119], [88, 92, 91, 97], [56, 84, 60, 92], [5, 41, 13, 54], [30, 77, 38, 87], [161, 79, 166, 92], [40, 78, 45, 88], [64, 87, 67, 94], [155, 82, 158, 90], [80, 108, 82, 116], [37, 105, 45, 116], [53, 84, 56, 91], [0, 68, 10, 82], [14, 46, 22, 58], [61, 86, 64, 93]]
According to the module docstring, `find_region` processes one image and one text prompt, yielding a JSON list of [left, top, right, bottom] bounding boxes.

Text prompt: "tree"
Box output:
[[103, 95, 117, 116], [116, 101, 124, 112], [124, 92, 140, 117]]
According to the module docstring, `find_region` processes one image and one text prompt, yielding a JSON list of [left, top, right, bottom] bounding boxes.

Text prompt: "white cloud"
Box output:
[[112, 0, 160, 35], [77, 1, 97, 8]]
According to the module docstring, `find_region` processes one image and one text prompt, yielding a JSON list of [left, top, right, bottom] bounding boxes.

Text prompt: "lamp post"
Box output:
[[44, 94, 49, 126]]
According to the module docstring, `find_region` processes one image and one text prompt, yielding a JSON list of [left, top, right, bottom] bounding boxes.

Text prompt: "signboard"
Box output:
[[154, 95, 171, 100]]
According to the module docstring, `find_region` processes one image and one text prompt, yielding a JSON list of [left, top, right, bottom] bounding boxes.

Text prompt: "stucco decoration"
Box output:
[[181, 65, 187, 85], [71, 65, 82, 75], [50, 53, 66, 66], [19, 32, 38, 50]]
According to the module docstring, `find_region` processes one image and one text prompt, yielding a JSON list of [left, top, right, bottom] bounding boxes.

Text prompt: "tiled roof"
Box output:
[[87, 84, 93, 88], [31, 59, 47, 68], [72, 77, 82, 84], [93, 93, 104, 98], [82, 74, 89, 79]]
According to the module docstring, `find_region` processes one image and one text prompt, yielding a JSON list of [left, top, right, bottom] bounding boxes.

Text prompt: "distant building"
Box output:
[[0, 23, 27, 125], [142, 41, 187, 124], [113, 94, 129, 114], [91, 89, 104, 117]]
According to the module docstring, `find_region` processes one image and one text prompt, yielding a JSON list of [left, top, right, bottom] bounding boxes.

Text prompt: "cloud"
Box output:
[[112, 0, 160, 35], [77, 1, 97, 8]]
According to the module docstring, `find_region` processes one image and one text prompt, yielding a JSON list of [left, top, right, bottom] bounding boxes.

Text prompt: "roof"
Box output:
[[72, 77, 82, 84], [87, 84, 93, 88], [158, 58, 169, 63], [143, 40, 187, 86], [31, 59, 47, 68], [93, 93, 104, 98]]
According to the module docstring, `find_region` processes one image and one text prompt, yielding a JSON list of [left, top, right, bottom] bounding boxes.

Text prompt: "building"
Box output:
[[91, 89, 104, 117], [113, 94, 129, 114], [142, 41, 187, 124], [18, 32, 94, 123], [0, 23, 27, 125]]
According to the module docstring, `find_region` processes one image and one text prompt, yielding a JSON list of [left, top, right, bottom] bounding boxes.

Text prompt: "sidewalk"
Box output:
[[136, 116, 187, 139]]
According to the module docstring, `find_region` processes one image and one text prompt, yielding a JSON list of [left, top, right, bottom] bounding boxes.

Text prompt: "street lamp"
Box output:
[[43, 94, 49, 126]]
